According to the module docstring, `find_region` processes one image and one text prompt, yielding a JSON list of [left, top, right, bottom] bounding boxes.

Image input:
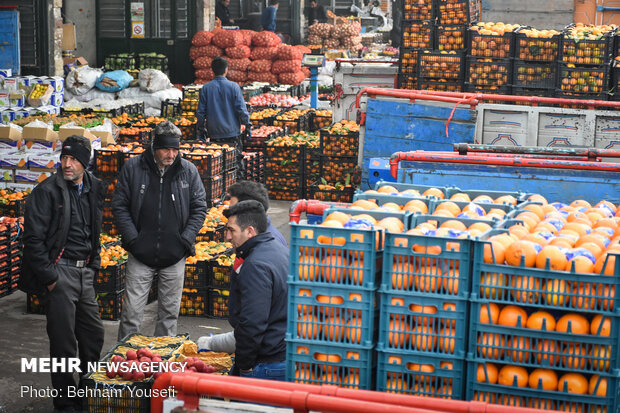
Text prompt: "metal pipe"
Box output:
[[389, 151, 620, 178], [453, 143, 620, 159], [289, 199, 352, 223]]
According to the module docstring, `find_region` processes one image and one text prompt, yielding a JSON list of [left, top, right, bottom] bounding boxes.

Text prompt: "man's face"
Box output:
[[225, 215, 254, 250], [311, 1, 317, 7], [229, 196, 239, 206], [61, 155, 85, 183], [223, 0, 229, 6], [154, 148, 179, 168]]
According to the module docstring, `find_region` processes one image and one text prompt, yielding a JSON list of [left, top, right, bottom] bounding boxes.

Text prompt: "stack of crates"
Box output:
[[512, 27, 561, 97], [100, 179, 118, 236], [181, 258, 210, 317], [95, 241, 127, 321], [241, 151, 265, 183], [557, 24, 615, 100], [265, 145, 307, 201], [316, 124, 360, 202], [207, 258, 233, 318], [0, 222, 13, 297], [183, 147, 225, 207], [466, 226, 620, 412], [286, 209, 397, 390], [418, 50, 465, 92]]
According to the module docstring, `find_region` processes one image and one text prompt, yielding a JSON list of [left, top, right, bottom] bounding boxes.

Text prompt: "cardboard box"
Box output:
[[0, 69, 12, 78], [58, 127, 96, 142], [14, 169, 52, 184], [29, 152, 60, 171], [50, 92, 64, 107], [46, 76, 65, 93], [22, 125, 58, 142], [0, 124, 22, 141], [5, 182, 35, 192], [28, 84, 53, 107], [9, 92, 25, 108], [0, 168, 14, 182], [15, 108, 30, 118], [38, 105, 60, 116], [1, 109, 16, 124], [62, 24, 76, 51], [3, 77, 17, 92], [90, 130, 116, 146], [76, 57, 88, 66], [0, 92, 9, 107], [63, 63, 78, 76], [0, 151, 29, 169]]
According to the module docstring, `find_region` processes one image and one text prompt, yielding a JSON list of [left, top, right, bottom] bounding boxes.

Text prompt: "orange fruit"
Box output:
[[414, 265, 442, 293], [435, 201, 461, 216], [473, 195, 494, 203], [321, 254, 347, 283], [438, 328, 455, 354], [297, 313, 320, 339], [479, 302, 499, 324], [392, 259, 413, 290], [403, 199, 429, 214], [351, 199, 379, 210], [524, 204, 545, 221], [558, 373, 588, 394], [325, 211, 351, 226], [544, 278, 568, 306], [495, 195, 517, 205], [594, 253, 617, 275], [505, 240, 540, 267], [450, 193, 471, 202], [509, 335, 531, 363], [511, 275, 540, 304], [562, 343, 588, 369], [377, 217, 405, 233], [571, 282, 599, 310], [515, 212, 539, 230], [349, 259, 364, 285], [410, 304, 438, 326], [479, 272, 506, 299], [536, 245, 568, 270], [536, 340, 558, 367], [388, 316, 409, 348], [577, 242, 603, 259], [423, 187, 445, 199], [590, 345, 611, 371], [508, 224, 529, 239], [590, 314, 611, 336], [476, 363, 498, 384], [498, 305, 528, 328], [439, 219, 467, 231], [498, 365, 528, 387], [527, 194, 548, 204], [345, 316, 362, 344], [588, 375, 607, 397], [528, 369, 558, 391], [377, 185, 398, 194], [299, 255, 318, 281], [549, 237, 574, 249], [556, 313, 589, 335], [526, 311, 556, 331], [563, 222, 592, 237], [477, 333, 505, 359], [483, 239, 506, 264], [380, 202, 402, 212], [411, 325, 436, 351], [571, 200, 592, 209]]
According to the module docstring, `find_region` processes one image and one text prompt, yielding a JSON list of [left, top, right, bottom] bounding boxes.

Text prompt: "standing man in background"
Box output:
[[306, 0, 328, 25], [216, 0, 234, 26], [261, 0, 279, 32], [114, 121, 206, 340], [196, 57, 250, 174], [20, 136, 105, 413]]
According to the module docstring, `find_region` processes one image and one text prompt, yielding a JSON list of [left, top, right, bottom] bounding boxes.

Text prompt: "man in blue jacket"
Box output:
[[200, 200, 288, 380], [196, 56, 250, 173], [261, 0, 279, 32]]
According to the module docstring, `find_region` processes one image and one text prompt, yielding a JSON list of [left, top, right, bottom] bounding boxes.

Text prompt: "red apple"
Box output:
[[126, 350, 137, 360]]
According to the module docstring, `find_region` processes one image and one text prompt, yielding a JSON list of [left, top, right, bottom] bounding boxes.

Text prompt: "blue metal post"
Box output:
[[310, 67, 319, 109]]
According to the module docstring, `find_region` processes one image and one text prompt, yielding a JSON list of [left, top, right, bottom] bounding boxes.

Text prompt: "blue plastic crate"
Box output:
[[445, 187, 527, 205], [429, 199, 515, 218], [377, 292, 468, 357], [377, 351, 465, 399], [287, 283, 377, 347], [285, 341, 374, 390], [468, 300, 620, 375], [322, 207, 412, 230], [290, 222, 382, 289], [373, 180, 453, 199], [352, 193, 433, 212], [472, 230, 620, 314], [466, 359, 620, 413], [381, 230, 473, 298]]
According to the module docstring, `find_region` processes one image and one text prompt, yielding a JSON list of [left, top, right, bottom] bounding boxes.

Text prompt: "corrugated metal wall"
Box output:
[[0, 0, 40, 69]]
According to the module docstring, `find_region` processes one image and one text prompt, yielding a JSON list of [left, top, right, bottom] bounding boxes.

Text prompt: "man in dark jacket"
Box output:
[[113, 121, 207, 339], [20, 135, 105, 413], [216, 0, 234, 26], [305, 0, 328, 25], [196, 57, 250, 174], [199, 200, 288, 380], [261, 0, 279, 32]]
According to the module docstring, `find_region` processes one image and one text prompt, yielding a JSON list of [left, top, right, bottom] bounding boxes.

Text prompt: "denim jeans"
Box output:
[[239, 361, 286, 381]]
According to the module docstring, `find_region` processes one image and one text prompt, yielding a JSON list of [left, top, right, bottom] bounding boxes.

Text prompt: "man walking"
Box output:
[[113, 121, 206, 339], [196, 57, 250, 174], [198, 200, 288, 380], [261, 0, 279, 32], [20, 135, 105, 413]]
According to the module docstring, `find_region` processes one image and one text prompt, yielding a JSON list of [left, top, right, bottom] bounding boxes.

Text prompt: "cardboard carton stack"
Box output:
[[0, 70, 65, 124]]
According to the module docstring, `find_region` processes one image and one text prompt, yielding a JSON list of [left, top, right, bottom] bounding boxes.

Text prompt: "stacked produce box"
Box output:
[[105, 52, 168, 74], [96, 238, 128, 321], [0, 216, 22, 298], [557, 24, 616, 100]]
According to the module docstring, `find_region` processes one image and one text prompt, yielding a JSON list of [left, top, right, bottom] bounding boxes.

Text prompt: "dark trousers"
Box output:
[[46, 264, 104, 409], [213, 135, 245, 179]]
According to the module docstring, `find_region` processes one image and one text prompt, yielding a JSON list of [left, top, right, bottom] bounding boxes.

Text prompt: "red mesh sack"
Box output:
[[248, 60, 272, 72], [240, 30, 255, 46], [295, 45, 312, 55], [212, 30, 243, 48], [200, 45, 223, 58], [195, 69, 214, 82], [225, 45, 251, 59], [192, 31, 213, 46], [228, 58, 251, 71], [248, 71, 278, 84], [252, 31, 281, 47], [276, 45, 303, 61], [302, 67, 311, 78], [250, 47, 279, 60], [227, 69, 247, 83], [278, 71, 306, 85], [193, 56, 213, 70], [272, 60, 302, 74]]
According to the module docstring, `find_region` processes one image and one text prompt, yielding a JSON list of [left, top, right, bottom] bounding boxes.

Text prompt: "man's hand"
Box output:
[[47, 282, 56, 292], [240, 124, 246, 133]]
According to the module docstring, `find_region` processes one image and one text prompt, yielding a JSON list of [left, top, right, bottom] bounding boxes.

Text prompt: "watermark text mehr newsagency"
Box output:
[[21, 357, 187, 373]]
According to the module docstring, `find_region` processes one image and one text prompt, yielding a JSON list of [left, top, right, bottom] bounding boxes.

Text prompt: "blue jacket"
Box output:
[[261, 6, 277, 32], [229, 232, 289, 370], [196, 76, 250, 140], [267, 216, 287, 247]]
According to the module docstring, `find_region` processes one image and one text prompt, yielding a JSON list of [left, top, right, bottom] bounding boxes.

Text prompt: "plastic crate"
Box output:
[[183, 85, 202, 100], [397, 73, 418, 90], [220, 146, 237, 172], [320, 156, 359, 184], [183, 151, 223, 177], [250, 108, 282, 127], [402, 20, 434, 49], [560, 34, 613, 65], [207, 288, 229, 318], [138, 53, 168, 72], [0, 198, 25, 218], [444, 187, 527, 204], [514, 31, 561, 62], [81, 372, 152, 413], [398, 48, 420, 76], [96, 291, 124, 321], [419, 80, 464, 92], [468, 300, 620, 374], [311, 114, 332, 131], [207, 260, 232, 289], [513, 60, 557, 89], [557, 63, 610, 99], [430, 198, 515, 217], [612, 64, 620, 101], [466, 57, 513, 88], [435, 25, 468, 52], [511, 87, 555, 98], [265, 172, 302, 193], [203, 174, 224, 206], [285, 341, 374, 390], [117, 129, 152, 145], [290, 221, 383, 289], [268, 188, 302, 201], [436, 0, 480, 25], [160, 99, 181, 118], [353, 193, 434, 212], [273, 112, 311, 134], [224, 169, 237, 191], [287, 283, 376, 346], [418, 51, 465, 81], [466, 360, 620, 412], [104, 53, 136, 70], [26, 292, 46, 314], [378, 291, 468, 357], [195, 225, 225, 243], [307, 183, 356, 203], [377, 351, 465, 399], [373, 181, 453, 196], [319, 129, 359, 157], [266, 146, 304, 174], [184, 260, 209, 289], [95, 264, 126, 293], [179, 288, 208, 316], [468, 30, 515, 58], [403, 0, 433, 20]]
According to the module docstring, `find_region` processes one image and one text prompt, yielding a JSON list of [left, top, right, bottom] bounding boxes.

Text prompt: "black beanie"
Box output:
[[61, 135, 92, 168], [152, 133, 180, 150]]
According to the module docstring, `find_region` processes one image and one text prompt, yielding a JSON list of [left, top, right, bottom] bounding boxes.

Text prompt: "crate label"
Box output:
[[14, 170, 52, 184], [0, 151, 28, 169], [29, 152, 60, 170]]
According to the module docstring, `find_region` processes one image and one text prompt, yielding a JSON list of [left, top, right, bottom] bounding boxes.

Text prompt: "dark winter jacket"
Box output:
[[228, 231, 289, 370], [112, 146, 207, 268], [19, 171, 104, 293]]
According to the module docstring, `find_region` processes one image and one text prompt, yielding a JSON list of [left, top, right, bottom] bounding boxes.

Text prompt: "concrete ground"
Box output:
[[0, 201, 293, 413]]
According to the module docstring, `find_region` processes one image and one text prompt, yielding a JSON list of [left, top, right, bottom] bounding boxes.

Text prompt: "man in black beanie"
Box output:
[[20, 135, 105, 412], [113, 121, 206, 339]]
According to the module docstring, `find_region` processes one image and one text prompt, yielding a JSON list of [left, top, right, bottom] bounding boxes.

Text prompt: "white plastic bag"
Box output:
[[138, 69, 173, 93], [73, 88, 117, 103], [65, 66, 104, 96]]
